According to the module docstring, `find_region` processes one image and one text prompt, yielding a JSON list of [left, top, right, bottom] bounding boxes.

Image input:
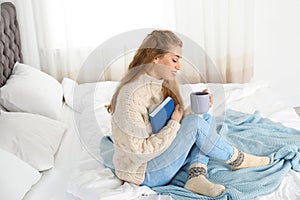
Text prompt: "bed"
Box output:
[[1, 2, 300, 200], [0, 2, 81, 200]]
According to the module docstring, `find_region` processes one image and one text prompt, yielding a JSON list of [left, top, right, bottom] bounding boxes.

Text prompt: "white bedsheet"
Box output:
[[23, 104, 82, 200], [67, 80, 300, 200], [24, 80, 300, 200]]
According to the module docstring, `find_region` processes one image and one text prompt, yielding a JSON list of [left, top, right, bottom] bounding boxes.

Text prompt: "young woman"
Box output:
[[104, 30, 270, 197]]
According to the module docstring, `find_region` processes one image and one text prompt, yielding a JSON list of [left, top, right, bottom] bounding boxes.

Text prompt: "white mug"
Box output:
[[190, 92, 210, 114]]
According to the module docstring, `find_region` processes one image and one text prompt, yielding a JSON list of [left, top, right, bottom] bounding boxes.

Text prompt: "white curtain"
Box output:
[[4, 0, 176, 81], [3, 0, 254, 83], [174, 0, 254, 83]]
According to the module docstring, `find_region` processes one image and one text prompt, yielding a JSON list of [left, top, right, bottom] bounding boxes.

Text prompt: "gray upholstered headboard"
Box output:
[[0, 2, 23, 87]]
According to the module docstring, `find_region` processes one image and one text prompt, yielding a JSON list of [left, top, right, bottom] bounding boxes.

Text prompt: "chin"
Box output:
[[165, 77, 175, 81]]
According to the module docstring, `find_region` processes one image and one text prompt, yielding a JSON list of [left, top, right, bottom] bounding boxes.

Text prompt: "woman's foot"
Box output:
[[227, 147, 270, 170], [184, 163, 225, 197]]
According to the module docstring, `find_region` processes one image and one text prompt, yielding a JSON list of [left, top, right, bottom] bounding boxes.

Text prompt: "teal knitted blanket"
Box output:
[[153, 109, 300, 200]]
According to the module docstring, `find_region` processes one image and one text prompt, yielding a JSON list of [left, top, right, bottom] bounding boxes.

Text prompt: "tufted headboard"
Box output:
[[0, 2, 23, 87]]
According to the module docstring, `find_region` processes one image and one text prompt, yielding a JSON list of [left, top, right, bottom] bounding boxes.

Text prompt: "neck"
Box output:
[[144, 73, 164, 84], [146, 71, 162, 81]]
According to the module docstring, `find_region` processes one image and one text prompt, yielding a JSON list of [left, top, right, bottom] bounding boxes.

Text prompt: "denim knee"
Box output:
[[100, 136, 115, 171], [181, 114, 210, 134]]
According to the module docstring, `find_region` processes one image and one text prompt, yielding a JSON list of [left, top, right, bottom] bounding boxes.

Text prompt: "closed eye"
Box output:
[[172, 55, 181, 63]]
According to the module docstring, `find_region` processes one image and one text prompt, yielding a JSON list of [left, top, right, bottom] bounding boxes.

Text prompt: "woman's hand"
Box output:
[[171, 104, 183, 123], [202, 89, 213, 107]]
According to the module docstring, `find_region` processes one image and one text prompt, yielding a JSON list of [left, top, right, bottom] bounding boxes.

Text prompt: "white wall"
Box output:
[[254, 0, 300, 107]]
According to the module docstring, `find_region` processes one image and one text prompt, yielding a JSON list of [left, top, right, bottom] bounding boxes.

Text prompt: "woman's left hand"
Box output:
[[202, 89, 213, 107]]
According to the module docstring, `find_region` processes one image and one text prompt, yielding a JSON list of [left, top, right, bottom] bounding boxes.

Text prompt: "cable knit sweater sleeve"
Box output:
[[112, 75, 180, 164]]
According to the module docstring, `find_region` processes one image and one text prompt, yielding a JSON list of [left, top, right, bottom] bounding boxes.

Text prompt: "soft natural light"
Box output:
[[44, 0, 176, 48]]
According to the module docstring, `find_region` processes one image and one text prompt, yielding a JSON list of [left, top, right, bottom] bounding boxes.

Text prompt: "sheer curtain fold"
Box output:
[[3, 0, 253, 83], [174, 0, 254, 83], [5, 0, 176, 81]]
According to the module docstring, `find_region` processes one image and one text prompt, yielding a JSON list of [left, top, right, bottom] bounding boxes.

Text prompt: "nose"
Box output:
[[175, 62, 181, 70]]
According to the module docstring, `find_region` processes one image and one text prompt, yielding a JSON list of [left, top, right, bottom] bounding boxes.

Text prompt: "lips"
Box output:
[[172, 71, 177, 76]]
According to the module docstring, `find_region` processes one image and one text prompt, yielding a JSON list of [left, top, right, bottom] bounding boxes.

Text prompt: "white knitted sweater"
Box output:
[[111, 74, 181, 185]]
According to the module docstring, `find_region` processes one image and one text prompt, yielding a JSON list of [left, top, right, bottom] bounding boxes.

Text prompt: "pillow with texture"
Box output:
[[0, 148, 41, 200], [0, 110, 66, 171], [0, 62, 63, 120]]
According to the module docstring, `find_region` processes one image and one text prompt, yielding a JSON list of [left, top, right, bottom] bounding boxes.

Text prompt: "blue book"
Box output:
[[149, 96, 175, 133]]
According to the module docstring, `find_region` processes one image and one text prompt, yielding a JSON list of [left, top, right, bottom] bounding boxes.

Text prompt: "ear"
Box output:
[[153, 56, 160, 64]]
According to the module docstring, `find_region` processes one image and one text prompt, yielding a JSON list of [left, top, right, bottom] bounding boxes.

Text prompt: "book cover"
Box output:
[[149, 96, 175, 133]]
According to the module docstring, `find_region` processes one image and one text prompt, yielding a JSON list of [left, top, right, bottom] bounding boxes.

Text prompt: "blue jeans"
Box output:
[[100, 114, 234, 187]]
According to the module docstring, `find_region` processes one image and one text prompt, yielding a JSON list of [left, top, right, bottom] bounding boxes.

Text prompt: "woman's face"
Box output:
[[150, 47, 182, 81]]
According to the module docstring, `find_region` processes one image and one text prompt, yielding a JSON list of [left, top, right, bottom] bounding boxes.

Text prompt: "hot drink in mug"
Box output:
[[190, 92, 210, 114]]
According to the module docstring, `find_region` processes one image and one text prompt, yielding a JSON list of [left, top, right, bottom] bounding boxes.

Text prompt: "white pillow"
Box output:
[[62, 77, 207, 112], [0, 148, 41, 200], [0, 104, 7, 111], [0, 62, 63, 120], [62, 77, 119, 113], [0, 111, 66, 171], [62, 78, 118, 156]]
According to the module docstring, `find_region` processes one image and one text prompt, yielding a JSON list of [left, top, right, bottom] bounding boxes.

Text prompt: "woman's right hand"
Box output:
[[171, 104, 183, 123]]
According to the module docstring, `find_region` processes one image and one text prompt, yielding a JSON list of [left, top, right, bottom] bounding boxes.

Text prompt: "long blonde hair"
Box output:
[[106, 30, 184, 114]]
